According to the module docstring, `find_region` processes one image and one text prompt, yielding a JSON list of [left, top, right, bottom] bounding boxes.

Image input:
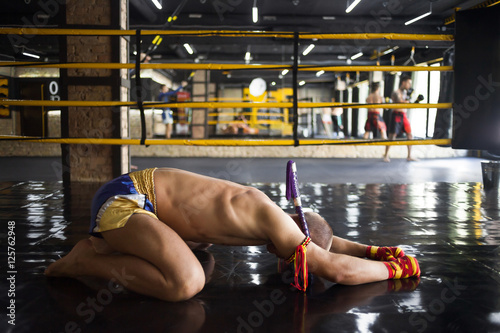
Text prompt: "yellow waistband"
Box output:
[[129, 168, 157, 214]]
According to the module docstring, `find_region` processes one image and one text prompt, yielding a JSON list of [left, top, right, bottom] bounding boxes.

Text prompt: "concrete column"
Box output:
[[191, 70, 213, 139], [60, 0, 129, 183]]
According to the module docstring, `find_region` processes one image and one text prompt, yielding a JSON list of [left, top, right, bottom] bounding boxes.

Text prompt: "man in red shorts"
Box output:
[[383, 75, 418, 162], [363, 82, 387, 140]]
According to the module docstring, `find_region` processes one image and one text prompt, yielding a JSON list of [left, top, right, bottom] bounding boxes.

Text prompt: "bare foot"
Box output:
[[407, 157, 419, 162], [45, 239, 94, 277], [383, 156, 390, 163], [90, 236, 117, 255]]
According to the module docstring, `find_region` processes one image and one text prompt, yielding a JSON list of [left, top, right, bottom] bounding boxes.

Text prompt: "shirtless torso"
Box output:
[[391, 88, 408, 113], [366, 92, 383, 114]]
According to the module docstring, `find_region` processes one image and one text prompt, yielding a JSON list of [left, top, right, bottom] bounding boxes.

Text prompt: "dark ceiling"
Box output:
[[0, 0, 491, 85]]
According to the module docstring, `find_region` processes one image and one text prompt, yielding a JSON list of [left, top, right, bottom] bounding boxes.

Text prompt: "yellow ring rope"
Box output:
[[0, 136, 451, 147], [0, 28, 454, 41], [0, 100, 453, 109]]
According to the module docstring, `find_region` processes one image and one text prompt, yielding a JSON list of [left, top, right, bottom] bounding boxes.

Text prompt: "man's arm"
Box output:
[[307, 243, 390, 285], [392, 90, 408, 104]]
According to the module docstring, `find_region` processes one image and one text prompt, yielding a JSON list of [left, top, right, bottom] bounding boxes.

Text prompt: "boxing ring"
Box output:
[[0, 28, 454, 148]]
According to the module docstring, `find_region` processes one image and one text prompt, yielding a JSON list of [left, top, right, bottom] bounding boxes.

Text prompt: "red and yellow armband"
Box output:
[[285, 236, 312, 292]]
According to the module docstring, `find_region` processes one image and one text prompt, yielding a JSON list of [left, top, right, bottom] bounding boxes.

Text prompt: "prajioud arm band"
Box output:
[[285, 160, 311, 291]]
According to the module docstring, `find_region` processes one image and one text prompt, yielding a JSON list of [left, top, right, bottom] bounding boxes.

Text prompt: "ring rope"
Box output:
[[0, 136, 452, 147], [0, 62, 454, 72], [0, 100, 453, 109], [0, 28, 454, 148], [0, 28, 454, 41]]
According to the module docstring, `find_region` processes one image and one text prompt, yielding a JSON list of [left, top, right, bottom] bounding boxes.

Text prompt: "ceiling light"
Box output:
[[350, 52, 363, 60], [382, 48, 394, 55], [151, 0, 162, 10], [189, 14, 202, 18], [281, 69, 289, 76], [23, 52, 40, 59], [299, 81, 306, 86], [244, 51, 252, 61], [405, 11, 431, 25], [322, 16, 336, 20], [316, 70, 325, 77], [183, 43, 194, 55], [338, 55, 347, 60], [346, 0, 362, 13], [405, 2, 433, 25], [271, 81, 276, 86], [252, 0, 258, 23], [302, 44, 315, 56], [252, 6, 258, 23], [382, 46, 399, 55]]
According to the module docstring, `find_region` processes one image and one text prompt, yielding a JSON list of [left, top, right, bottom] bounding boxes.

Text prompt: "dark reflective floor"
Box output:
[[1, 166, 500, 332]]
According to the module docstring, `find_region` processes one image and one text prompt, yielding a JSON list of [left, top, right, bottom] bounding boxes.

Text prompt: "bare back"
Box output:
[[366, 92, 383, 113], [153, 168, 285, 246]]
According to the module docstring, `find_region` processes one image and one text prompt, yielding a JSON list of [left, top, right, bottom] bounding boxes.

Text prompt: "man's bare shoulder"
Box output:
[[367, 93, 383, 104], [391, 90, 402, 103]]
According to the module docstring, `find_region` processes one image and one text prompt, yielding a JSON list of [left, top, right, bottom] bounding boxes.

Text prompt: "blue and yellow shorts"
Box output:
[[89, 168, 158, 237]]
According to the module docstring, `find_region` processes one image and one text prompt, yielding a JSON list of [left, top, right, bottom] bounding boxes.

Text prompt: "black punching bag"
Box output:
[[433, 49, 454, 143], [452, 6, 500, 151]]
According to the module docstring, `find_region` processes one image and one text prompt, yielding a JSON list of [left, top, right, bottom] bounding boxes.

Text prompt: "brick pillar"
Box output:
[[60, 0, 129, 183], [191, 70, 210, 139]]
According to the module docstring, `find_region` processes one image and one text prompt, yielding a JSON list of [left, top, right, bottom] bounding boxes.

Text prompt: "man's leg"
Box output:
[[46, 214, 205, 301], [383, 133, 396, 162], [406, 132, 418, 161], [166, 123, 172, 139]]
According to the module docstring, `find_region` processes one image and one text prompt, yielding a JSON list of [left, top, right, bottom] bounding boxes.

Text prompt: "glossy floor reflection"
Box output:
[[1, 181, 500, 333]]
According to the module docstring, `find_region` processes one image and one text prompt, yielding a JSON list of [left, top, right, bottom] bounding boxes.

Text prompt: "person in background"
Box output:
[[363, 82, 387, 140], [383, 75, 418, 162], [158, 81, 187, 138]]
